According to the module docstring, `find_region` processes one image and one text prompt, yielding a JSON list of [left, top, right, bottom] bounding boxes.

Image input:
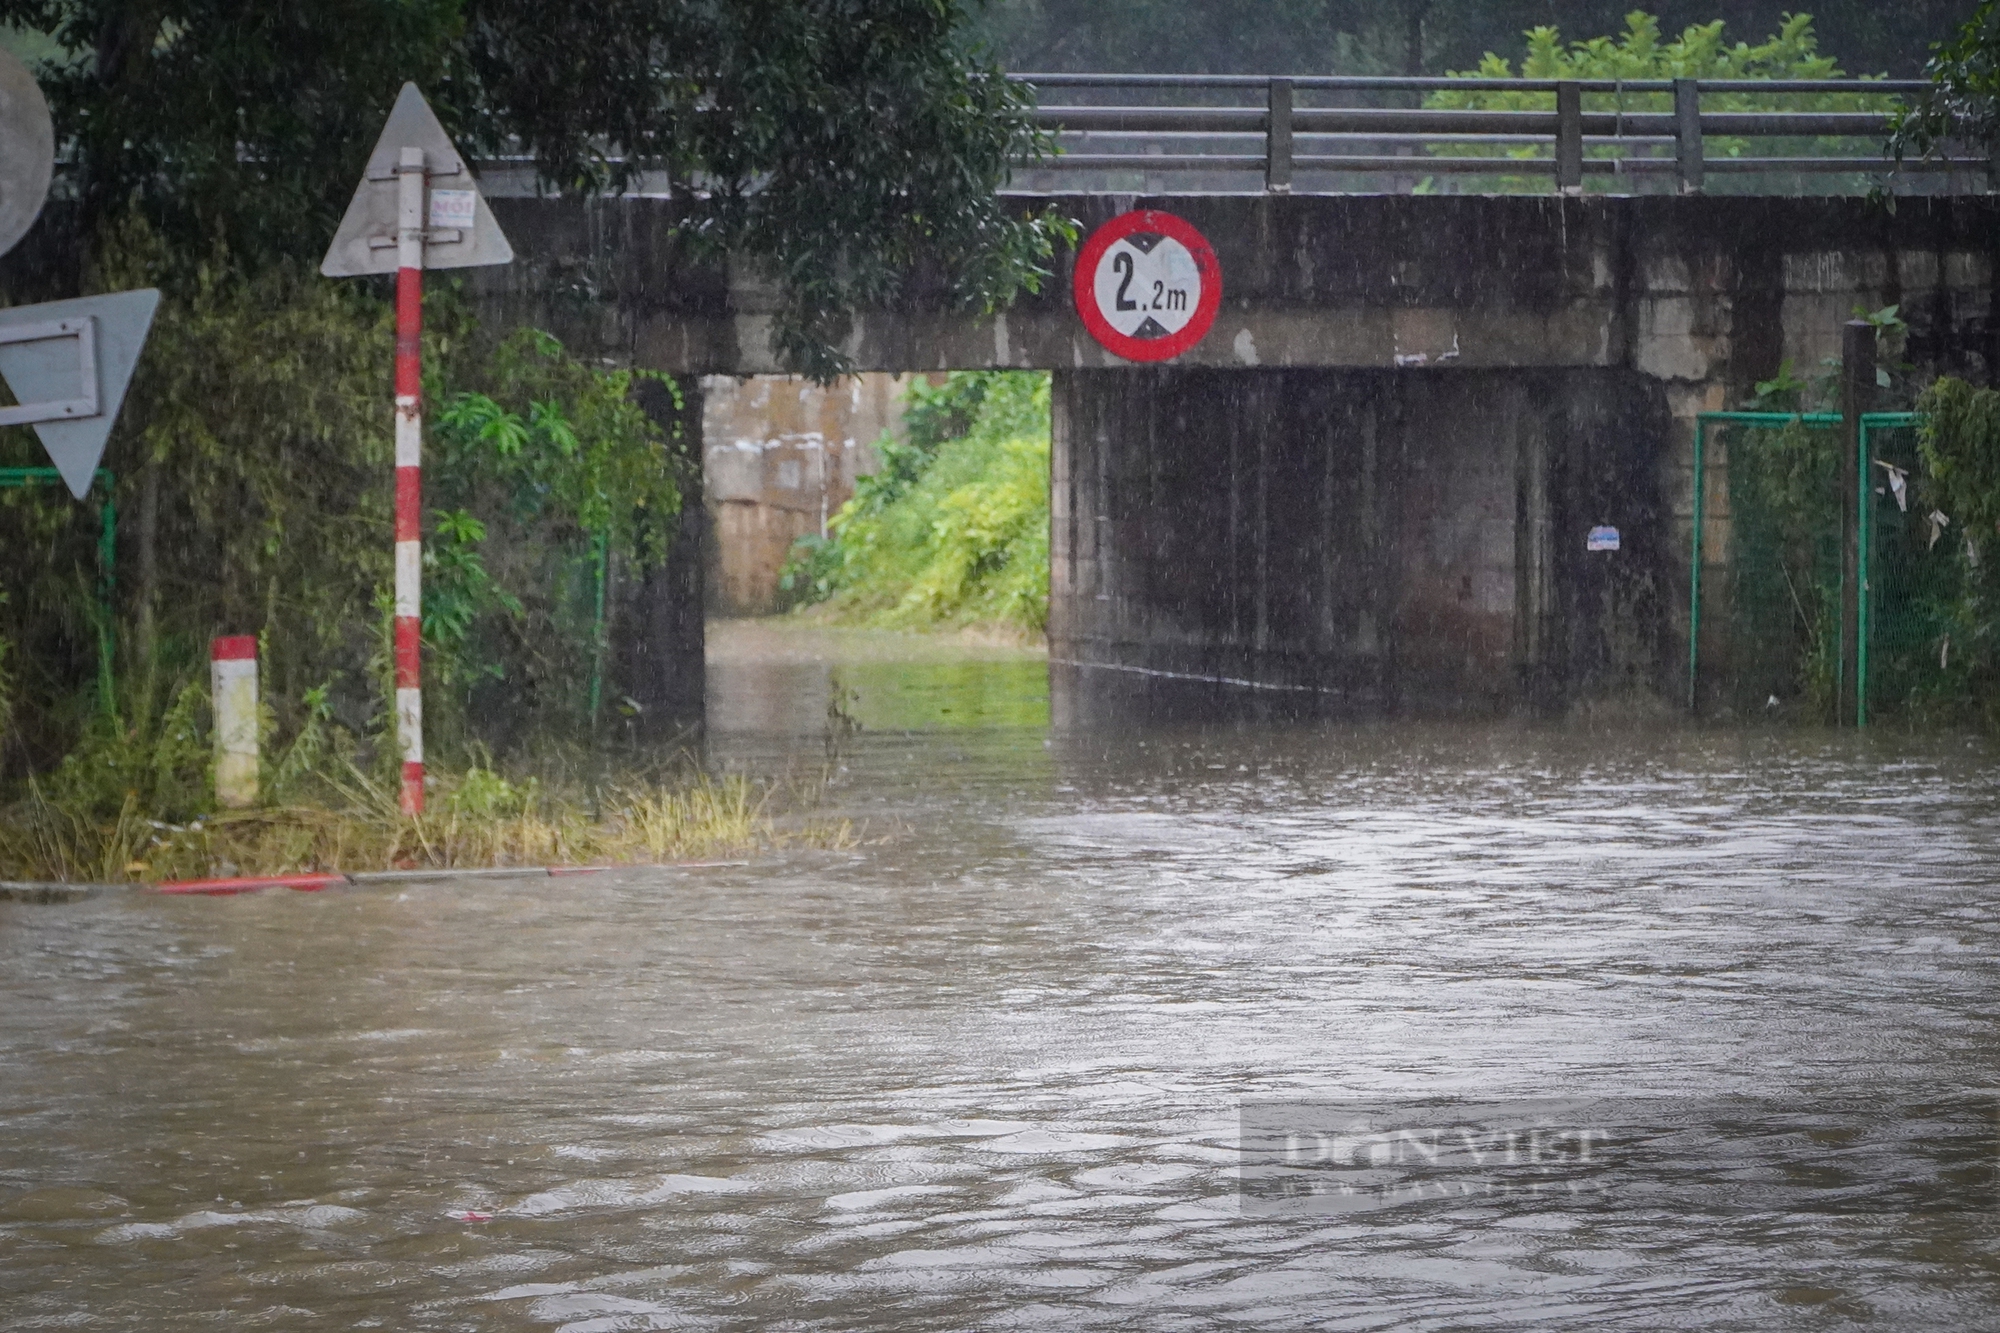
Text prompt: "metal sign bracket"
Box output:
[[0, 316, 98, 426]]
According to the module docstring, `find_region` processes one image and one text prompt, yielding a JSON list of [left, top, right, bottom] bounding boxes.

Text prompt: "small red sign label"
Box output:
[[1072, 210, 1222, 363]]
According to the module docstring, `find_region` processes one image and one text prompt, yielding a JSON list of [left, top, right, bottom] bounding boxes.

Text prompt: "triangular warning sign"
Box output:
[[321, 83, 513, 278], [0, 289, 159, 498]]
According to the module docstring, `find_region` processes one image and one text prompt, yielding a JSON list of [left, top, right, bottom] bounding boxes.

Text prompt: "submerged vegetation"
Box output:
[[781, 372, 1052, 636]]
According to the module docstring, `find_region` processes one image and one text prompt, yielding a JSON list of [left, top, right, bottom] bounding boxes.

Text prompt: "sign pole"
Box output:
[[323, 83, 513, 811], [394, 145, 425, 814]]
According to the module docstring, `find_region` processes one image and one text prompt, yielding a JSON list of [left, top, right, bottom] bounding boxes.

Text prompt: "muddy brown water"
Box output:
[[3, 622, 1998, 1329]]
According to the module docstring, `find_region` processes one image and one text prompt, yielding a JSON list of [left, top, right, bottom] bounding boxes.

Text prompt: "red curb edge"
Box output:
[[153, 873, 350, 895], [145, 860, 739, 896]]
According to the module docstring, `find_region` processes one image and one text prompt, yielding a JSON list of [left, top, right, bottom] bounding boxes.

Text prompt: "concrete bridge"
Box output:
[[478, 192, 2000, 718]]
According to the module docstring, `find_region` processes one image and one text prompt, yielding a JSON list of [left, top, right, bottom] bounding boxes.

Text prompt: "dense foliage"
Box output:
[[0, 0, 1068, 376], [782, 372, 1051, 634], [1898, 377, 2000, 720], [974, 2, 1969, 78], [1426, 12, 1893, 192], [1709, 309, 1910, 719], [1711, 360, 2000, 725], [1893, 0, 2000, 159], [427, 330, 688, 752], [0, 224, 688, 818]]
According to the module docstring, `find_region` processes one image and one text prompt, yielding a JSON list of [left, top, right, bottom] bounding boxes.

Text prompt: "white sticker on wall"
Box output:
[[1587, 525, 1621, 552]]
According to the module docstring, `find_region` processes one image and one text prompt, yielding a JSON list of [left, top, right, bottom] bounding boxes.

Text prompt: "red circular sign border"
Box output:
[[1072, 210, 1222, 363]]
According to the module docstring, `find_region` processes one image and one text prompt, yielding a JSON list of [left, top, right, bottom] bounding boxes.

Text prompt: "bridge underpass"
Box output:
[[475, 190, 2000, 721]]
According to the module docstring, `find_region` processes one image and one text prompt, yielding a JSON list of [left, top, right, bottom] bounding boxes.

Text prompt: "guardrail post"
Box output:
[[1675, 78, 1704, 194], [1267, 78, 1293, 193], [1555, 81, 1583, 194]]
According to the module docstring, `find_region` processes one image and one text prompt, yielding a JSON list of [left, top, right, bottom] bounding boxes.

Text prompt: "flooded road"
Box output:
[[4, 620, 1998, 1329]]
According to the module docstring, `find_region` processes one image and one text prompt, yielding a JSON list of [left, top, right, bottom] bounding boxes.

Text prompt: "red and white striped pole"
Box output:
[[394, 145, 426, 814]]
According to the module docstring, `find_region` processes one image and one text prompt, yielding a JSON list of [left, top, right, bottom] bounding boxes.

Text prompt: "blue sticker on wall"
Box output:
[[1587, 525, 1620, 552]]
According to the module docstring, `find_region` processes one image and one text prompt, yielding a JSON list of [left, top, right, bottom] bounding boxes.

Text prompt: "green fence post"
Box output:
[[1689, 417, 1706, 713], [95, 470, 116, 715], [1839, 320, 1876, 727], [588, 529, 609, 733], [1854, 411, 1921, 730], [1857, 418, 1871, 729]]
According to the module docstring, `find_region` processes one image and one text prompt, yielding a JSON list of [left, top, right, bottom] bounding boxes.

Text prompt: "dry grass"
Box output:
[[0, 764, 854, 884]]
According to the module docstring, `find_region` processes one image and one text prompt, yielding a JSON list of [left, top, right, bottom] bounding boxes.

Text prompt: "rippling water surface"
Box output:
[[4, 622, 1998, 1329]]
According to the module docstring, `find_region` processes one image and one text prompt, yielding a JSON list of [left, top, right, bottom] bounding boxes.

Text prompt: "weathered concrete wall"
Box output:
[[701, 374, 911, 616], [1050, 368, 1674, 714], [479, 194, 2000, 380]]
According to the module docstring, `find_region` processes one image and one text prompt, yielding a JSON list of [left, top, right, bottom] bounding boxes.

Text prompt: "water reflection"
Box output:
[[708, 619, 1050, 737], [3, 622, 1998, 1329]]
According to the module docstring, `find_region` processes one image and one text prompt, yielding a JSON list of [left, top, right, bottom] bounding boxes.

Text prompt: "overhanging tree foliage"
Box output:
[[1892, 0, 2000, 160], [0, 0, 1069, 375]]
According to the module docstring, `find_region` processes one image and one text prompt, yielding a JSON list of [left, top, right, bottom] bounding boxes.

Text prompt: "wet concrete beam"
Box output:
[[475, 194, 2000, 384]]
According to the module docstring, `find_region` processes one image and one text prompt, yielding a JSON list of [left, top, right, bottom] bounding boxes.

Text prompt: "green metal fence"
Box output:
[[1857, 412, 1958, 726], [1689, 410, 1920, 726], [0, 467, 116, 710]]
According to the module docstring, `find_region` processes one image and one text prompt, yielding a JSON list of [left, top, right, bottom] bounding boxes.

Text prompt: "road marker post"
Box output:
[[210, 636, 259, 807]]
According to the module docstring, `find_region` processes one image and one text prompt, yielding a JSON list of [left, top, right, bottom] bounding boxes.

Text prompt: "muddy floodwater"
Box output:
[[4, 620, 1999, 1329]]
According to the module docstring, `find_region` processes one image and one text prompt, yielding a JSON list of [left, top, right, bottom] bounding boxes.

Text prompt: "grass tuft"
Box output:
[[0, 763, 850, 884]]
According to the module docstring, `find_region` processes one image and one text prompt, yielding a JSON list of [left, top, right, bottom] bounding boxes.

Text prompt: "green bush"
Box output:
[[783, 371, 1050, 633], [1426, 12, 1895, 193]]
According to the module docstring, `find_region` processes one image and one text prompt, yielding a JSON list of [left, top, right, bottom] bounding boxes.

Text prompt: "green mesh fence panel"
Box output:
[[1861, 416, 1965, 725], [1692, 411, 1955, 726], [1712, 417, 1844, 717]]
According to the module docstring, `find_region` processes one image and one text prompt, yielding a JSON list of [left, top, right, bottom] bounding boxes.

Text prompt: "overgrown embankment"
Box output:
[[780, 371, 1051, 636], [0, 233, 719, 879], [0, 762, 849, 885]]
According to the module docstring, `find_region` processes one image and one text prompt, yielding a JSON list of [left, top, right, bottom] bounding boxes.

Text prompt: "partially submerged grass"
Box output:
[[0, 762, 854, 884]]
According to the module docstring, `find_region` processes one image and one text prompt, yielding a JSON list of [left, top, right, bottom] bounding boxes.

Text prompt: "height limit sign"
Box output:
[[1073, 210, 1221, 363]]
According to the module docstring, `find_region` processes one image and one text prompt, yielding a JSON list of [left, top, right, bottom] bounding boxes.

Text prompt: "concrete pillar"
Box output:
[[613, 375, 706, 740]]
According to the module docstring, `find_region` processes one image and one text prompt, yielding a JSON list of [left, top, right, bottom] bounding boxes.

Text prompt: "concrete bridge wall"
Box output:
[[1050, 367, 1674, 714], [480, 193, 2000, 713]]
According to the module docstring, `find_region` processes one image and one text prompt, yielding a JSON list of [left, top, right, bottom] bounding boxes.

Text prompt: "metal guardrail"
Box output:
[[1008, 74, 1991, 194]]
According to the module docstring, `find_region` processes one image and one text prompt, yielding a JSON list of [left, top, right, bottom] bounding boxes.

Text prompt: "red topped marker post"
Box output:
[[322, 85, 513, 813], [1073, 210, 1221, 363]]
